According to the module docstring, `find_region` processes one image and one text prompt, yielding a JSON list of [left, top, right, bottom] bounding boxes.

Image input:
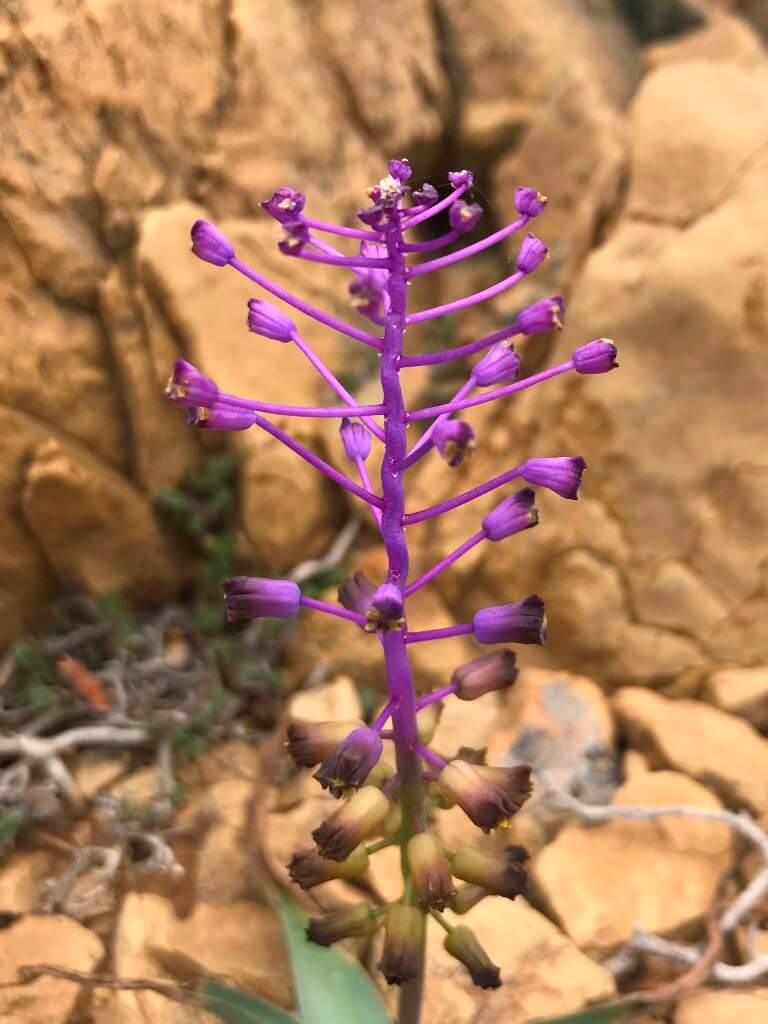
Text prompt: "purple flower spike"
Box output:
[[340, 418, 371, 462], [314, 726, 384, 795], [515, 296, 564, 335], [338, 571, 377, 616], [261, 185, 306, 224], [449, 201, 483, 235], [186, 404, 253, 431], [523, 456, 586, 500], [482, 487, 538, 541], [190, 219, 234, 266], [473, 595, 547, 645], [165, 359, 218, 409], [412, 182, 438, 207], [515, 188, 548, 217], [572, 339, 618, 374], [449, 169, 474, 189], [433, 419, 475, 467], [389, 158, 413, 182], [222, 576, 301, 621], [517, 233, 549, 274], [278, 219, 310, 255], [366, 583, 405, 632], [472, 341, 521, 387], [246, 298, 296, 342]]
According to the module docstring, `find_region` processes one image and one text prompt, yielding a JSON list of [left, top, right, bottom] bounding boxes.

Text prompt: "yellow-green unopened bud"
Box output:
[[444, 924, 501, 989], [407, 833, 456, 911]]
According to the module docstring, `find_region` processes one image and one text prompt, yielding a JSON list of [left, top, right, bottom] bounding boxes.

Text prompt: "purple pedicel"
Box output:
[[166, 160, 616, 1006]]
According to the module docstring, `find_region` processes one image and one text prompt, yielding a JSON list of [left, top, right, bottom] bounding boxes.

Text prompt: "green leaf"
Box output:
[[277, 892, 390, 1024], [534, 1005, 628, 1024], [197, 980, 298, 1024]]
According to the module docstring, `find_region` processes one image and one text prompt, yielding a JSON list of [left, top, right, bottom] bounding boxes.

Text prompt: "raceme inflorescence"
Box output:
[[165, 159, 618, 1009]]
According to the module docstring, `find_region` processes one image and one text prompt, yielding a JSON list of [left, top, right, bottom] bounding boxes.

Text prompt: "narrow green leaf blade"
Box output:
[[534, 1005, 628, 1024], [197, 979, 299, 1024]]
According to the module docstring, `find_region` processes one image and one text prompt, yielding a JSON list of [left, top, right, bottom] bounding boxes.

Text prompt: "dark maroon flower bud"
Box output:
[[412, 182, 438, 207], [338, 571, 377, 616], [246, 298, 296, 342], [407, 833, 456, 911], [449, 169, 474, 189], [165, 359, 218, 409], [187, 404, 254, 431], [449, 201, 483, 235], [222, 576, 301, 621], [377, 905, 426, 985], [572, 338, 618, 374], [437, 760, 532, 831], [451, 844, 529, 900], [444, 925, 501, 989], [306, 904, 379, 947], [357, 203, 389, 229], [364, 584, 405, 633], [260, 186, 306, 224], [312, 786, 390, 861], [472, 340, 521, 387], [388, 158, 412, 182], [314, 727, 384, 796], [340, 419, 371, 462], [515, 187, 548, 218], [451, 650, 518, 701], [433, 419, 475, 467], [523, 456, 586, 499], [288, 844, 369, 889], [515, 296, 564, 335], [517, 233, 549, 274], [450, 883, 489, 915], [278, 219, 311, 255], [482, 488, 538, 541], [190, 219, 234, 266], [285, 719, 363, 768], [473, 595, 547, 645]]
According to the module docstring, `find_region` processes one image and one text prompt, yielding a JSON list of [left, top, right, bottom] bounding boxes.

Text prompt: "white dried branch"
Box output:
[[0, 724, 149, 760], [290, 516, 360, 585]]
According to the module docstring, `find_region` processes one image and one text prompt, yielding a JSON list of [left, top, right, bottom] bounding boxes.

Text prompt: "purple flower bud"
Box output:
[[523, 456, 586, 500], [517, 233, 549, 274], [278, 219, 310, 255], [190, 219, 234, 266], [437, 760, 532, 832], [222, 576, 301, 621], [449, 201, 483, 235], [412, 182, 438, 207], [449, 169, 474, 189], [451, 650, 518, 701], [471, 340, 521, 387], [378, 905, 426, 986], [165, 359, 218, 409], [444, 925, 502, 990], [482, 487, 538, 541], [186, 404, 254, 431], [314, 726, 384, 795], [260, 186, 306, 224], [515, 296, 564, 335], [365, 583, 405, 633], [407, 833, 456, 911], [349, 268, 390, 323], [340, 418, 371, 462], [312, 786, 390, 861], [246, 298, 296, 342], [357, 203, 389, 229], [307, 904, 379, 947], [388, 158, 412, 182], [473, 595, 547, 645], [572, 338, 618, 374], [515, 187, 548, 218], [288, 844, 369, 889], [286, 719, 364, 768], [433, 419, 475, 468], [338, 571, 377, 616], [451, 843, 529, 900]]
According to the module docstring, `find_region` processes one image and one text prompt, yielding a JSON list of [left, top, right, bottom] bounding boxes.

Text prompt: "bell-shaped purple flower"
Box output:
[[338, 571, 377, 616], [412, 182, 438, 207], [449, 169, 474, 189], [451, 843, 529, 900], [482, 487, 538, 541], [365, 583, 405, 633], [260, 186, 306, 224], [572, 339, 618, 374], [378, 905, 426, 986], [433, 419, 475, 467], [449, 201, 483, 235], [314, 726, 384, 795], [515, 296, 564, 335], [289, 844, 369, 889], [388, 158, 412, 182], [312, 785, 390, 861], [523, 456, 586, 500], [437, 760, 532, 832], [473, 595, 547, 645], [451, 650, 518, 701], [186, 404, 254, 431], [517, 233, 549, 274], [340, 418, 371, 462], [515, 188, 548, 217], [286, 719, 364, 768], [472, 341, 521, 387], [278, 219, 310, 255], [222, 576, 301, 621], [444, 925, 502, 990], [190, 219, 234, 266], [307, 904, 379, 946], [407, 833, 456, 911], [165, 359, 218, 409], [246, 299, 296, 342]]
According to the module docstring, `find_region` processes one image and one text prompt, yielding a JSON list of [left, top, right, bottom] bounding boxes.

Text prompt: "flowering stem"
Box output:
[[294, 250, 391, 270], [413, 743, 447, 772], [401, 230, 460, 253], [402, 183, 468, 230], [414, 684, 457, 711], [299, 596, 366, 625], [405, 623, 473, 643], [220, 394, 385, 419], [355, 458, 383, 527], [403, 466, 524, 524], [372, 701, 395, 731], [302, 216, 381, 240], [407, 216, 529, 278], [402, 380, 475, 468], [404, 530, 486, 596], [399, 322, 520, 368], [406, 269, 526, 324]]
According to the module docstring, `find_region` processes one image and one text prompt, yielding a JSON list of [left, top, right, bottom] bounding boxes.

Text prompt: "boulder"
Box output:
[[675, 987, 768, 1023], [703, 666, 768, 728]]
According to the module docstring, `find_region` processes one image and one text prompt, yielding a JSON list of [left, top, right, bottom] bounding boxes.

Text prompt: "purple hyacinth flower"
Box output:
[[340, 418, 371, 462], [515, 296, 564, 335], [449, 201, 483, 235], [186, 404, 253, 431], [473, 595, 547, 645], [165, 359, 218, 409], [412, 182, 438, 207], [314, 726, 384, 795], [523, 457, 586, 500], [222, 576, 302, 621], [246, 299, 296, 342], [190, 219, 234, 266], [389, 158, 413, 182], [338, 571, 377, 616], [365, 583, 405, 632], [517, 233, 549, 274], [482, 488, 539, 541], [279, 219, 310, 255], [449, 169, 474, 189], [572, 339, 618, 374], [472, 341, 521, 387], [261, 186, 306, 224], [433, 419, 475, 467], [514, 188, 548, 217]]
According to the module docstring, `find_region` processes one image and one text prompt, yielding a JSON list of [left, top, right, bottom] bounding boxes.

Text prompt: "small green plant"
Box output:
[[13, 642, 55, 711]]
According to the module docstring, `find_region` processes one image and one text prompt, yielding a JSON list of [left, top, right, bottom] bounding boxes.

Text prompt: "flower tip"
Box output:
[[340, 418, 372, 462], [472, 340, 521, 387], [190, 219, 235, 266], [517, 232, 549, 274], [482, 487, 539, 541], [473, 594, 547, 646], [449, 201, 483, 235], [448, 169, 474, 190], [515, 187, 548, 218], [222, 576, 301, 620], [388, 157, 412, 182], [261, 186, 306, 224], [522, 456, 586, 500], [278, 219, 310, 255], [246, 298, 296, 342], [165, 359, 218, 409], [433, 419, 475, 467], [572, 338, 618, 374], [515, 296, 565, 335]]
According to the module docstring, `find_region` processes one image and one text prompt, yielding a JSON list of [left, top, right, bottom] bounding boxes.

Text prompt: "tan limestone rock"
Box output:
[[675, 987, 768, 1024], [704, 666, 768, 729], [288, 675, 363, 725], [0, 852, 51, 915], [196, 778, 256, 904]]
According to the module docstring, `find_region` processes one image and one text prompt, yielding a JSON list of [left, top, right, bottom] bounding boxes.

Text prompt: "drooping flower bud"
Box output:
[[437, 760, 532, 831], [314, 727, 384, 796], [473, 595, 547, 645], [186, 404, 254, 431], [364, 584, 405, 633], [222, 576, 301, 621], [515, 296, 564, 335], [349, 266, 390, 323], [278, 219, 311, 255], [471, 341, 521, 387], [165, 359, 218, 409], [450, 883, 489, 915], [412, 182, 438, 207], [407, 833, 456, 911], [482, 487, 538, 541], [451, 650, 518, 701], [285, 719, 363, 768], [451, 844, 529, 900], [288, 843, 369, 889], [306, 904, 379, 947], [246, 298, 296, 342], [444, 925, 502, 990], [357, 204, 389, 229], [572, 339, 618, 374], [378, 905, 426, 986], [416, 700, 443, 745], [190, 219, 234, 266], [338, 571, 377, 616], [449, 201, 483, 235], [388, 158, 412, 182], [340, 419, 371, 462], [260, 186, 306, 224], [433, 419, 475, 467], [312, 786, 390, 861], [449, 169, 474, 189], [517, 233, 549, 274], [522, 456, 586, 500], [515, 188, 548, 218]]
